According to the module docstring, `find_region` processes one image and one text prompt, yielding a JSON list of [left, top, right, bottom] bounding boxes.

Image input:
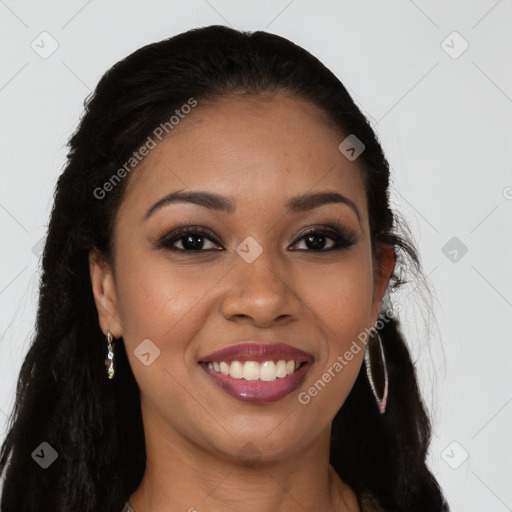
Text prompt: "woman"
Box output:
[[0, 26, 449, 511]]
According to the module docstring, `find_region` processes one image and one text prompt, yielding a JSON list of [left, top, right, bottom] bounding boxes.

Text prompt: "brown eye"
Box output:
[[290, 228, 356, 252], [157, 227, 223, 251]]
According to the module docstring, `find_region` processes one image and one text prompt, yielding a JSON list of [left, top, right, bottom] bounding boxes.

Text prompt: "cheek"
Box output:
[[296, 248, 375, 342], [114, 254, 220, 374], [295, 251, 374, 414]]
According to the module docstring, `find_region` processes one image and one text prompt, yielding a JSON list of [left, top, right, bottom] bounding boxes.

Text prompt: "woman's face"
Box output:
[[90, 94, 394, 462]]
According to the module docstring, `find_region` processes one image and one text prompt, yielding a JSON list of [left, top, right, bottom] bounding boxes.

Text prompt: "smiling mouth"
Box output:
[[199, 360, 312, 403]]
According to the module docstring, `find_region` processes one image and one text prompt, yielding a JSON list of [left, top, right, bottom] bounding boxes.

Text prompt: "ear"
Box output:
[[89, 249, 122, 338], [371, 243, 396, 322]]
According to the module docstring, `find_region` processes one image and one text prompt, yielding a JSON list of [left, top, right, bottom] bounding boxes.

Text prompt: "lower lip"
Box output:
[[200, 362, 312, 403]]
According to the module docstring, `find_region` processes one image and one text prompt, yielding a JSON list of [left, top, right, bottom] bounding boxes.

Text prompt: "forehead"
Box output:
[[119, 94, 367, 220]]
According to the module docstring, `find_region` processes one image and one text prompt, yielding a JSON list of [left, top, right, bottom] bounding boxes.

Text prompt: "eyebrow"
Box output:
[[144, 189, 361, 224]]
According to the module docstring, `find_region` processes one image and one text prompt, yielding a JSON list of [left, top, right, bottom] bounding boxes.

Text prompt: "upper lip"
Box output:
[[199, 342, 314, 363]]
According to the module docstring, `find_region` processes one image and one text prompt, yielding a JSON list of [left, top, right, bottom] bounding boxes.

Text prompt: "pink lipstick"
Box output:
[[199, 342, 313, 403]]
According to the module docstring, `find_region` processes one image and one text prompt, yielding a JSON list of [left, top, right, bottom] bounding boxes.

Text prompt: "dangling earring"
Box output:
[[105, 328, 115, 379], [364, 332, 388, 414]]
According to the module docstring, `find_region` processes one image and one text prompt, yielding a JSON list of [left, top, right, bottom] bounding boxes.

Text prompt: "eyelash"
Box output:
[[155, 224, 357, 253]]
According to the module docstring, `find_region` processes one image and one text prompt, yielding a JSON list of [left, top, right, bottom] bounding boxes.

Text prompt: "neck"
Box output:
[[129, 407, 359, 512]]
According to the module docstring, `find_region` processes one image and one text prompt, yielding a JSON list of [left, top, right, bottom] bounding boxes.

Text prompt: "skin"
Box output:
[[89, 94, 395, 512]]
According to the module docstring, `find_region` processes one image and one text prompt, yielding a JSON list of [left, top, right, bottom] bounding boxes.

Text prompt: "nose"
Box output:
[[220, 250, 303, 328]]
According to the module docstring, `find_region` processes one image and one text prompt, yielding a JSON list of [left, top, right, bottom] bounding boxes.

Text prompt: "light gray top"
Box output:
[[122, 501, 135, 512]]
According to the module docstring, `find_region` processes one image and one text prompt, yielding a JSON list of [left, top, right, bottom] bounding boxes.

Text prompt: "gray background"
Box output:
[[1, 1, 511, 510]]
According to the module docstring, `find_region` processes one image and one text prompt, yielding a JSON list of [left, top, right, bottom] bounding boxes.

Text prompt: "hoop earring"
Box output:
[[364, 332, 388, 414], [105, 328, 115, 380]]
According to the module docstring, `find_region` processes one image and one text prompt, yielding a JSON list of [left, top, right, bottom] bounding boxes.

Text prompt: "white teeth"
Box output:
[[229, 361, 243, 379], [260, 361, 277, 381], [207, 359, 303, 380], [242, 361, 260, 381]]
